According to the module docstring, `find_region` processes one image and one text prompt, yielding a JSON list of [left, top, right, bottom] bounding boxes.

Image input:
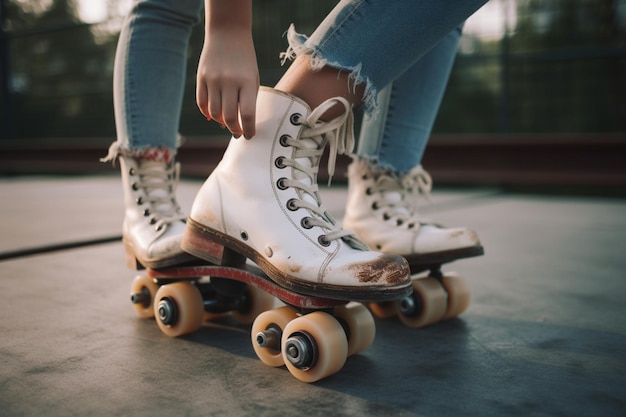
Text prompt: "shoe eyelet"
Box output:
[[149, 218, 157, 225], [408, 223, 415, 229], [275, 157, 286, 169], [318, 235, 331, 247], [240, 230, 248, 241], [155, 225, 163, 232], [143, 209, 150, 216], [279, 134, 291, 147], [277, 177, 289, 190], [301, 217, 312, 229], [290, 113, 302, 125], [397, 219, 404, 226], [382, 213, 390, 221], [366, 187, 373, 195], [129, 168, 136, 175], [132, 182, 139, 191], [286, 198, 299, 211], [375, 244, 382, 250], [136, 197, 143, 205], [371, 202, 379, 210]]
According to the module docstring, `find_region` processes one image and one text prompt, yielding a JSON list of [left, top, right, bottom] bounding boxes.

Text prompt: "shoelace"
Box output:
[[279, 97, 363, 247], [102, 142, 186, 232], [134, 161, 187, 231], [370, 165, 433, 227], [402, 165, 433, 211]]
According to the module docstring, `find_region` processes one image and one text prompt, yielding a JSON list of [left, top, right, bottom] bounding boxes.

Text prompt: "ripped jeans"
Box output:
[[113, 0, 486, 172], [284, 0, 486, 174], [112, 0, 203, 161], [356, 27, 463, 174]]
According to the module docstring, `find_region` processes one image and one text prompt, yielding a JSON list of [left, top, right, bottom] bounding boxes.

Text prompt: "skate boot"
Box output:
[[102, 144, 196, 269], [182, 87, 411, 302], [343, 159, 483, 272]]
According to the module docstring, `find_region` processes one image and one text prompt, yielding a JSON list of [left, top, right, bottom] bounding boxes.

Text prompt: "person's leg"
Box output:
[[112, 0, 203, 156], [276, 0, 487, 118], [356, 27, 463, 173], [103, 0, 203, 269], [186, 0, 486, 297], [344, 27, 483, 267]]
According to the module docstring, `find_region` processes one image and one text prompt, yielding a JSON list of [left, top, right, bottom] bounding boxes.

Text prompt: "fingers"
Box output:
[[195, 81, 209, 121], [207, 85, 225, 128], [239, 83, 258, 139], [220, 85, 243, 138], [197, 83, 258, 139]]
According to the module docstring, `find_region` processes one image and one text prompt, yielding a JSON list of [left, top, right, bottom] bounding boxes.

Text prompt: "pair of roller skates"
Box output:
[[121, 88, 483, 382], [129, 236, 482, 383]]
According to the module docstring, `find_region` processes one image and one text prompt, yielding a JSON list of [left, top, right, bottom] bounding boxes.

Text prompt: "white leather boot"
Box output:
[[183, 87, 411, 302], [343, 159, 483, 270], [103, 145, 195, 269]]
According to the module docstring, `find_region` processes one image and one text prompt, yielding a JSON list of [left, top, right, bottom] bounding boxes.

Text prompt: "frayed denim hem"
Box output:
[[100, 135, 183, 164], [280, 24, 380, 117]]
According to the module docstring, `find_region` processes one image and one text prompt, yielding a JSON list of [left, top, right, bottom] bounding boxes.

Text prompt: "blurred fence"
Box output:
[[1, 0, 625, 191]]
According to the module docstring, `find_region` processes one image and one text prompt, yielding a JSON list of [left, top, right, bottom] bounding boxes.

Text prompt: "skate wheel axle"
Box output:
[[157, 297, 178, 326], [130, 287, 151, 307], [255, 325, 282, 351], [284, 331, 317, 370]]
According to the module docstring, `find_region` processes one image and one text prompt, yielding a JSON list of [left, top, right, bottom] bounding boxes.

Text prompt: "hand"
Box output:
[[196, 1, 259, 139]]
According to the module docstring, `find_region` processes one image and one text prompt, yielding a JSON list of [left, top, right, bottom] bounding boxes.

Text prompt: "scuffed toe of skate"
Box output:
[[127, 221, 197, 269], [412, 225, 482, 254], [348, 254, 410, 286], [316, 253, 412, 302], [401, 225, 484, 271]]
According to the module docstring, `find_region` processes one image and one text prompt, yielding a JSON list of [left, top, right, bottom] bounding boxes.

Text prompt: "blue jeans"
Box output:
[[113, 0, 203, 151], [114, 0, 485, 173], [355, 27, 463, 173]]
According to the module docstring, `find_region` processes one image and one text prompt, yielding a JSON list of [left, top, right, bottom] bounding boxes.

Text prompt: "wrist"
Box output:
[[206, 0, 253, 31]]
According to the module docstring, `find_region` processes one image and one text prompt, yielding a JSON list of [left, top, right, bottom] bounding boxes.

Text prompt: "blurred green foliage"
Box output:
[[1, 0, 625, 139]]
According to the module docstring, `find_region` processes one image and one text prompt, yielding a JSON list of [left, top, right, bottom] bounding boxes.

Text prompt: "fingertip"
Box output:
[[231, 128, 244, 139], [240, 117, 256, 141], [243, 129, 255, 140]]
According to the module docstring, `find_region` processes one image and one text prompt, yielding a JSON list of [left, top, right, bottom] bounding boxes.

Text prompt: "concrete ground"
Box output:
[[1, 175, 625, 417]]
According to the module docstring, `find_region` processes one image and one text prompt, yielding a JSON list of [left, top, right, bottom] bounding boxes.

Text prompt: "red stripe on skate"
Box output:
[[148, 265, 345, 309]]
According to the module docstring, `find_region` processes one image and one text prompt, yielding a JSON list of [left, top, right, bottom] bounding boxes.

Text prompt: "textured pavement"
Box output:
[[1, 175, 625, 417]]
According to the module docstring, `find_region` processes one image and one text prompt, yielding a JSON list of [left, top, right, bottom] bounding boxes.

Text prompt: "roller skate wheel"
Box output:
[[368, 301, 397, 319], [281, 312, 348, 383], [153, 282, 204, 337], [334, 303, 376, 356], [251, 306, 299, 367], [130, 275, 158, 319], [396, 277, 447, 328], [440, 272, 470, 320]]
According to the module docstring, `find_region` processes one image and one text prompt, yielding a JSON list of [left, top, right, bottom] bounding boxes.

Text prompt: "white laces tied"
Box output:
[[370, 165, 433, 226], [302, 96, 355, 185], [100, 142, 185, 231], [135, 161, 186, 231], [402, 165, 433, 212], [282, 96, 364, 247]]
